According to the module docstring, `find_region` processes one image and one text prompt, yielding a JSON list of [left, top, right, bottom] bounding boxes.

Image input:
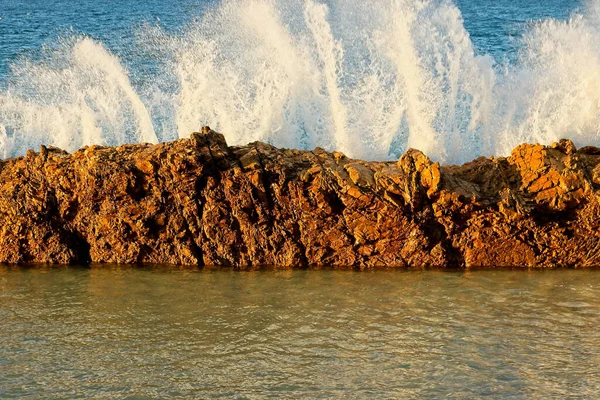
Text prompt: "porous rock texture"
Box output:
[[1, 127, 599, 268]]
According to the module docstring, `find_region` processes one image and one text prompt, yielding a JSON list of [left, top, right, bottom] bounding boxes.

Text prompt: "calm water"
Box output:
[[1, 267, 599, 398]]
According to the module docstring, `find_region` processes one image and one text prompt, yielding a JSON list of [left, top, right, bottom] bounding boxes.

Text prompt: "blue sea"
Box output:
[[0, 0, 596, 164], [0, 0, 577, 78]]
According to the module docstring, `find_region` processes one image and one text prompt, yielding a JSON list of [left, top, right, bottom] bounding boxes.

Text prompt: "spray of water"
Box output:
[[1, 0, 600, 164], [168, 0, 496, 162], [0, 37, 157, 158]]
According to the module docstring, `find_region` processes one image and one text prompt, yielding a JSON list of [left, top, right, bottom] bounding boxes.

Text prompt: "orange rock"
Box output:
[[0, 130, 599, 268]]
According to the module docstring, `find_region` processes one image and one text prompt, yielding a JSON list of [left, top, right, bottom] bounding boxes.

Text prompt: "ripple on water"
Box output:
[[0, 268, 599, 398]]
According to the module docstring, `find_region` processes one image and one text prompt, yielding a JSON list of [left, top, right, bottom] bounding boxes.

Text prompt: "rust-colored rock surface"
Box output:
[[1, 128, 599, 268]]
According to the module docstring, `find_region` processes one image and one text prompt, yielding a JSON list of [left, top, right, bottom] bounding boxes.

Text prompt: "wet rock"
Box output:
[[0, 128, 599, 268]]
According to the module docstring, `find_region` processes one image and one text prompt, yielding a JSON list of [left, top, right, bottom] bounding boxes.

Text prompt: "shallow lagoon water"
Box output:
[[1, 267, 599, 398]]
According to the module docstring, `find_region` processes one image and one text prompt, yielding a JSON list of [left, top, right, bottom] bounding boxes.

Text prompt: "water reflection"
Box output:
[[1, 268, 599, 398]]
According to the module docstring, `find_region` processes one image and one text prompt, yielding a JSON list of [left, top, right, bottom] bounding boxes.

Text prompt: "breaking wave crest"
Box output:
[[2, 0, 600, 164]]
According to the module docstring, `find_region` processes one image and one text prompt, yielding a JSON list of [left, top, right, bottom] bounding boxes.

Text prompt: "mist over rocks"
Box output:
[[0, 127, 599, 268]]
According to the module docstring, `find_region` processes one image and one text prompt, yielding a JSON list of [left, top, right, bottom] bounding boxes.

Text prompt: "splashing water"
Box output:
[[1, 0, 600, 164], [0, 37, 157, 158], [169, 0, 495, 162]]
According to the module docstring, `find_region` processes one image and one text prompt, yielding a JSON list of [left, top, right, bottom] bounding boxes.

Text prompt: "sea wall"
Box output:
[[1, 127, 599, 268]]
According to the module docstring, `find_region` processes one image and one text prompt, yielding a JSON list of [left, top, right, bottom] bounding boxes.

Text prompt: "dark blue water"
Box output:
[[0, 0, 581, 82], [458, 0, 577, 58], [0, 0, 204, 81]]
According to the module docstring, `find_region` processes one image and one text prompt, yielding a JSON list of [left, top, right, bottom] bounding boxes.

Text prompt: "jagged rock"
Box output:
[[396, 149, 441, 211], [0, 128, 599, 268], [507, 141, 589, 211], [345, 163, 375, 188]]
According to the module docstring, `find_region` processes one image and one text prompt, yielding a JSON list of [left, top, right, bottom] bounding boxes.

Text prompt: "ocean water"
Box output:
[[1, 267, 599, 398], [1, 0, 598, 164]]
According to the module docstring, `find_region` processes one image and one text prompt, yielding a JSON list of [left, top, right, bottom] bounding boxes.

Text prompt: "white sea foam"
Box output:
[[1, 0, 600, 164], [0, 37, 157, 157]]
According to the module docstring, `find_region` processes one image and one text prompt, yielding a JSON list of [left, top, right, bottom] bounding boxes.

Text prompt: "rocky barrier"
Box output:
[[1, 127, 599, 268]]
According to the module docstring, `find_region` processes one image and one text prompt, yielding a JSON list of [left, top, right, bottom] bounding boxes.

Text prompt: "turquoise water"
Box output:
[[1, 267, 599, 398]]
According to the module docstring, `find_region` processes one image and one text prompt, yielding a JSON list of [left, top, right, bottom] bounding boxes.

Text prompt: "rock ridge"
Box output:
[[1, 127, 599, 268]]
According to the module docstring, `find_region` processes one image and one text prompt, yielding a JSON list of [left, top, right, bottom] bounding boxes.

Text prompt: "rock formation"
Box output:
[[1, 127, 599, 268]]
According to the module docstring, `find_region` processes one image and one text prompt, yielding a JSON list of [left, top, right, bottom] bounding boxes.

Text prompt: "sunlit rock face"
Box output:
[[0, 127, 599, 268]]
